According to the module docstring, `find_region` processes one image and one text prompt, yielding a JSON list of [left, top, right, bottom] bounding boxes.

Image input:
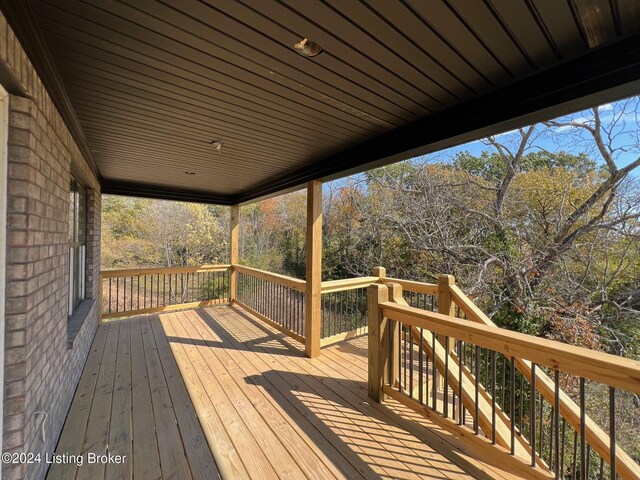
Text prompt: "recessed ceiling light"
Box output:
[[185, 171, 196, 175], [294, 38, 323, 58]]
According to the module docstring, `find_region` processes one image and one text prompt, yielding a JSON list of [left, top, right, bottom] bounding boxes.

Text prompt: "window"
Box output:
[[68, 177, 87, 317]]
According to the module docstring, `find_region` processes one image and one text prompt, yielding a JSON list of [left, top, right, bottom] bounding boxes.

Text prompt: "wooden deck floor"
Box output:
[[49, 305, 523, 480]]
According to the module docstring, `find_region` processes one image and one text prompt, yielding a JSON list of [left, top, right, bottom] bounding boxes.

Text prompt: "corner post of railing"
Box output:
[[368, 282, 389, 402], [229, 205, 239, 303], [437, 274, 456, 316], [372, 266, 386, 281]]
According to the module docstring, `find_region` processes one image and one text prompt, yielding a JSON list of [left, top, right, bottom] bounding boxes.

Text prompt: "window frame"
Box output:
[[68, 176, 87, 317]]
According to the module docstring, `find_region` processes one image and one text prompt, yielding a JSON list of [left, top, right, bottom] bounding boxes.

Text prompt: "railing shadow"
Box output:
[[164, 308, 300, 357], [200, 307, 306, 357], [159, 306, 506, 479], [244, 369, 495, 480]]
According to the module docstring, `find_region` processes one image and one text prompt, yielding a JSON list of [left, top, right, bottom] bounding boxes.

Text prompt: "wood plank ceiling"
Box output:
[[8, 0, 640, 204]]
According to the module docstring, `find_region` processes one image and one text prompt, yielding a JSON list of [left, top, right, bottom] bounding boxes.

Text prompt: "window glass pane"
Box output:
[[68, 176, 88, 317], [77, 182, 87, 245], [69, 179, 76, 243]]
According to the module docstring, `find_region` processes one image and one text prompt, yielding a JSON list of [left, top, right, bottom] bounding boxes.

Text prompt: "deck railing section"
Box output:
[[319, 276, 377, 346], [100, 265, 230, 320], [368, 280, 640, 480], [233, 264, 306, 343]]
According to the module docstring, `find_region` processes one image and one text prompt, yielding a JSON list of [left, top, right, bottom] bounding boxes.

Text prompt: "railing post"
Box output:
[[372, 266, 386, 280], [437, 274, 455, 390], [305, 180, 322, 358], [229, 205, 239, 303], [368, 283, 389, 402], [438, 274, 456, 316]]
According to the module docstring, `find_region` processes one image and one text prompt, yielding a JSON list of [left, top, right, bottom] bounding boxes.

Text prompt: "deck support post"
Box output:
[[229, 205, 239, 303], [368, 283, 389, 402], [305, 180, 322, 358]]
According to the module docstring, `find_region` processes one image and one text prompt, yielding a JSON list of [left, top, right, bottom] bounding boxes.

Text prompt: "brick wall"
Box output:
[[1, 11, 101, 480]]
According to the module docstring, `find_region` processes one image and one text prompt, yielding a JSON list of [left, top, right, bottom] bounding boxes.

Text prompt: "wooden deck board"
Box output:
[[49, 305, 526, 479], [130, 317, 162, 480]]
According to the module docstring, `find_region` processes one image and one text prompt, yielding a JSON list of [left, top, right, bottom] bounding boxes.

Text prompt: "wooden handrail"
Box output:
[[449, 282, 640, 479], [379, 277, 438, 295], [232, 264, 306, 292], [380, 301, 640, 395], [101, 264, 231, 278], [320, 276, 378, 293]]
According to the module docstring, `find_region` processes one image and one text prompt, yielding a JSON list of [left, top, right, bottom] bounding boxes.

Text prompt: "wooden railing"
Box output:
[[368, 279, 640, 480], [233, 264, 306, 344], [100, 265, 230, 319], [100, 263, 640, 477], [100, 265, 463, 351], [319, 276, 377, 346]]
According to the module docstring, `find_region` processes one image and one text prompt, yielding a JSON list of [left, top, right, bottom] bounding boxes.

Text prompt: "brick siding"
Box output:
[[1, 11, 101, 480]]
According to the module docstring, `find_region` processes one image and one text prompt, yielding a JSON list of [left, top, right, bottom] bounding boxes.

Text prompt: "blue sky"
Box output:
[[423, 96, 640, 169]]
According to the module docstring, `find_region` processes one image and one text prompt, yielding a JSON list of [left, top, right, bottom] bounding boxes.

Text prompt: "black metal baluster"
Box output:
[[409, 328, 414, 398], [444, 338, 449, 418], [580, 377, 586, 480], [452, 342, 456, 421], [403, 326, 408, 389], [519, 371, 524, 436], [560, 419, 566, 478], [425, 333, 429, 408], [531, 363, 537, 467], [549, 405, 554, 467], [460, 342, 467, 425], [491, 350, 496, 444], [510, 356, 516, 455], [324, 293, 329, 337], [432, 332, 437, 410], [571, 430, 578, 479], [458, 339, 463, 425], [398, 323, 402, 392], [539, 392, 544, 457], [474, 345, 480, 434], [554, 369, 560, 479], [419, 328, 423, 405], [116, 277, 121, 312], [610, 386, 616, 480], [599, 457, 604, 480]]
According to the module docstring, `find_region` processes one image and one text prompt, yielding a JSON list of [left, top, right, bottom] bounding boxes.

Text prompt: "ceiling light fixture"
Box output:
[[209, 139, 223, 151], [294, 38, 323, 58]]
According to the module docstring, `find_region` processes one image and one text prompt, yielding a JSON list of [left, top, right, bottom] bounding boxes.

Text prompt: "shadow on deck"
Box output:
[[48, 305, 527, 479]]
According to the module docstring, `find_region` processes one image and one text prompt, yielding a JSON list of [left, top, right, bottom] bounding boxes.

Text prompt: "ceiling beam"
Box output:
[[101, 180, 233, 205]]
